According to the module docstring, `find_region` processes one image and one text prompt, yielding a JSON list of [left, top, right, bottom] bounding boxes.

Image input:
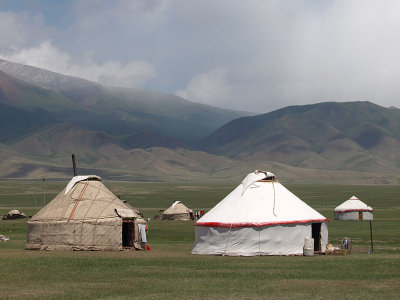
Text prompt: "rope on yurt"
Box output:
[[80, 183, 101, 246], [91, 217, 98, 246], [223, 223, 233, 256], [272, 181, 277, 217], [68, 180, 89, 221]]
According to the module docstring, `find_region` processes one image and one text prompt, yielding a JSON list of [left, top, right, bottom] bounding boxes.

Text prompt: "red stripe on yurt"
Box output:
[[195, 218, 329, 228], [335, 209, 373, 213]]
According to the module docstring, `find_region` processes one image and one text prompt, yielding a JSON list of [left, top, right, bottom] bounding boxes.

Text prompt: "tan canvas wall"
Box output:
[[26, 217, 123, 250], [160, 213, 191, 221]]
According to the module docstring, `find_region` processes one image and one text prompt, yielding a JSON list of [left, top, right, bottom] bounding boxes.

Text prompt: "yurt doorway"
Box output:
[[311, 223, 321, 252], [122, 220, 135, 247]]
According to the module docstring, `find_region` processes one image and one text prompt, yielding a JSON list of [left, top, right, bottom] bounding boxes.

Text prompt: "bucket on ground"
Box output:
[[303, 238, 314, 256]]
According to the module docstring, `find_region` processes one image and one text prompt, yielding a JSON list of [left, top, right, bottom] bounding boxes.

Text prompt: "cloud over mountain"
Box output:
[[0, 41, 156, 88], [2, 1, 400, 112]]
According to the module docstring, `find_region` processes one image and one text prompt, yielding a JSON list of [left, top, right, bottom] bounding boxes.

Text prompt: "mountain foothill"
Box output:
[[0, 59, 399, 184]]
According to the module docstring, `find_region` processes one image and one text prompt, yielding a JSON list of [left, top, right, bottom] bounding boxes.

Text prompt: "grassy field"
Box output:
[[0, 180, 399, 299]]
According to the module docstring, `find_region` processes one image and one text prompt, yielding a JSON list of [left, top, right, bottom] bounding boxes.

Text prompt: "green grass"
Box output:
[[0, 181, 399, 299]]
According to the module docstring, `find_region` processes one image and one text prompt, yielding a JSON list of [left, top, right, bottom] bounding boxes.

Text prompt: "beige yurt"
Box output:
[[3, 209, 26, 219], [26, 175, 148, 251], [161, 201, 193, 220]]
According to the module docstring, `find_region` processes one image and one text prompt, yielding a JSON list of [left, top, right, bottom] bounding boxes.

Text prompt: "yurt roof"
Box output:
[[196, 170, 328, 228], [334, 196, 373, 213], [8, 209, 25, 216], [30, 175, 141, 222], [64, 175, 102, 195]]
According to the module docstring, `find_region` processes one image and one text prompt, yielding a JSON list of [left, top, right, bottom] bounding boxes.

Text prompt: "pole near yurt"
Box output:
[[72, 154, 78, 176], [370, 221, 373, 251], [33, 192, 37, 212], [42, 176, 46, 207]]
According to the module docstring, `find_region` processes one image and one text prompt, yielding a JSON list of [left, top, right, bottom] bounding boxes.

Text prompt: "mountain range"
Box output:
[[200, 101, 400, 174], [0, 59, 399, 184], [0, 59, 249, 146]]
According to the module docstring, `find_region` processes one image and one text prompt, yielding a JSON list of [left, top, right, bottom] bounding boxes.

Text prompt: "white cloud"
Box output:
[[175, 69, 286, 112], [0, 41, 156, 88], [2, 1, 400, 112], [94, 61, 156, 88], [176, 69, 230, 107], [173, 0, 400, 111], [0, 11, 52, 49]]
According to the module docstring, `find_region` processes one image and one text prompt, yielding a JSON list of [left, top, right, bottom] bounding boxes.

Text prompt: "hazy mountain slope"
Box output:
[[107, 86, 251, 141], [121, 131, 187, 149], [0, 70, 78, 112], [0, 69, 143, 141], [200, 101, 400, 173], [6, 123, 236, 177], [0, 142, 19, 161], [0, 59, 249, 145], [0, 102, 54, 142], [2, 141, 398, 184], [9, 123, 128, 163]]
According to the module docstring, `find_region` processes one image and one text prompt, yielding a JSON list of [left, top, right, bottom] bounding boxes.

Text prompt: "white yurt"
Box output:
[[192, 170, 329, 256], [334, 196, 373, 220], [26, 175, 148, 251]]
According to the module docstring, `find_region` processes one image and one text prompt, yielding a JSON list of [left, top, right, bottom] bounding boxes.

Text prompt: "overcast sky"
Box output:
[[1, 0, 399, 113]]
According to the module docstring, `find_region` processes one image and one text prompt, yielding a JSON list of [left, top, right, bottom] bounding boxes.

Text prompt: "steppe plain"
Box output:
[[0, 180, 399, 299]]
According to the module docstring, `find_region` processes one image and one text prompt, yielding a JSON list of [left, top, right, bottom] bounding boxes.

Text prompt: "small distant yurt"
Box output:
[[334, 196, 373, 221], [26, 175, 148, 251], [192, 170, 329, 256], [161, 201, 193, 220], [2, 209, 26, 220]]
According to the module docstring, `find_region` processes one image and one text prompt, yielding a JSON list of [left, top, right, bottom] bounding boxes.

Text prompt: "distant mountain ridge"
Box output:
[[0, 59, 99, 91], [0, 59, 250, 145], [200, 101, 400, 174]]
